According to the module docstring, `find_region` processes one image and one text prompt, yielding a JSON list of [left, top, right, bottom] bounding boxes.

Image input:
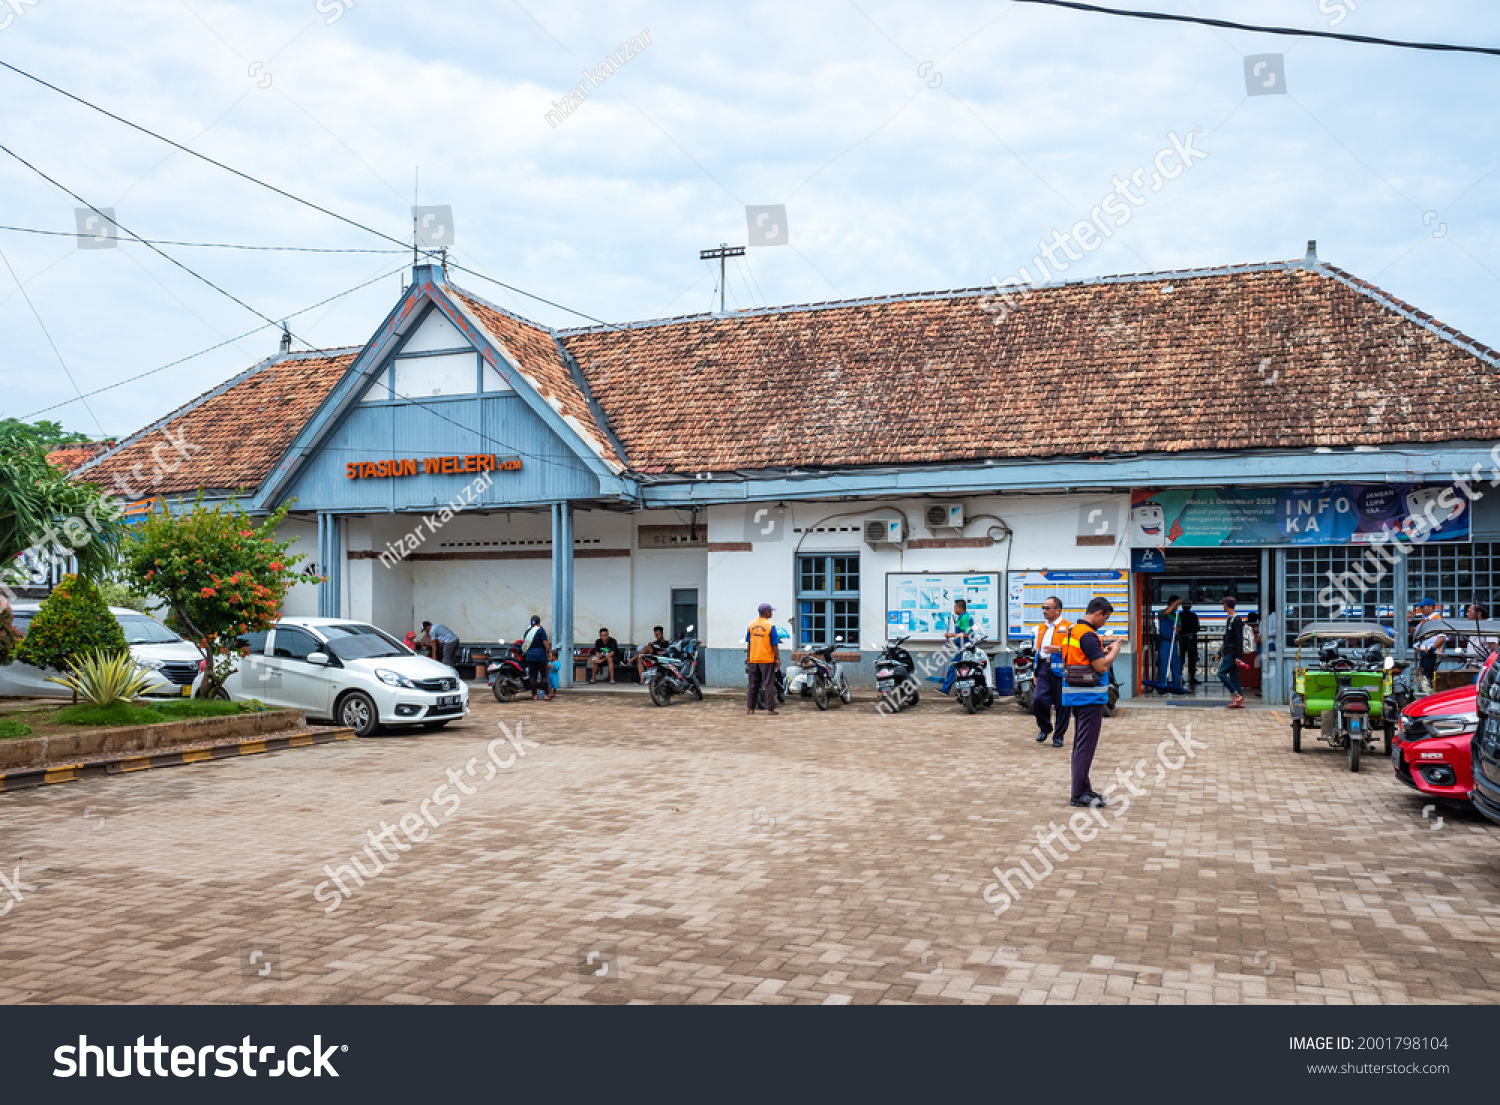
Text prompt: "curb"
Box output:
[[0, 727, 358, 793]]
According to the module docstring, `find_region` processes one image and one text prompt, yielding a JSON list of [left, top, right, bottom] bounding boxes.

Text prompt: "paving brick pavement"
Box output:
[[1, 693, 1497, 1005]]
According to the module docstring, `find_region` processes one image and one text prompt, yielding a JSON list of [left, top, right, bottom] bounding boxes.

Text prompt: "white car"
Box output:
[[0, 603, 204, 699], [207, 617, 470, 737]]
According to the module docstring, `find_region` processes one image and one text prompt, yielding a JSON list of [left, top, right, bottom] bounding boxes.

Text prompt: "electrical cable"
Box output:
[[0, 141, 292, 333], [0, 58, 617, 328], [1008, 0, 1500, 56], [0, 247, 106, 435], [0, 224, 405, 252], [19, 266, 409, 419]]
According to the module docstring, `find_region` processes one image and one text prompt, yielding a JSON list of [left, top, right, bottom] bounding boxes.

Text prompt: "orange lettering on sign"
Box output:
[[345, 454, 520, 478]]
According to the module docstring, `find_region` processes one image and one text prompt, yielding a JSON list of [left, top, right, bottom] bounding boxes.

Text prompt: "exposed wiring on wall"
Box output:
[[791, 504, 912, 561]]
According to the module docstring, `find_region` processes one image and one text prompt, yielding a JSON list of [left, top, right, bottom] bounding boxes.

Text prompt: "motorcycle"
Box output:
[[1013, 645, 1037, 712], [487, 640, 529, 703], [952, 633, 996, 714], [645, 626, 703, 707], [799, 635, 854, 710], [874, 636, 920, 712]]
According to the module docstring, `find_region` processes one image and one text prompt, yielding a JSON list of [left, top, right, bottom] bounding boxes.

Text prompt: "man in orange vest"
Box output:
[[1032, 595, 1072, 747], [745, 602, 781, 715], [1062, 597, 1123, 807]]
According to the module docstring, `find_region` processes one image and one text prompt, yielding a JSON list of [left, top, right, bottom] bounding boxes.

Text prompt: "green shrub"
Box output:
[[46, 649, 156, 707], [0, 718, 33, 739], [16, 576, 127, 693], [154, 699, 246, 719], [56, 702, 166, 727]]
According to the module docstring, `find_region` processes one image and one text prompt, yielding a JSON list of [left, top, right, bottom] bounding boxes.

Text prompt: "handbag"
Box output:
[[1064, 664, 1100, 687]]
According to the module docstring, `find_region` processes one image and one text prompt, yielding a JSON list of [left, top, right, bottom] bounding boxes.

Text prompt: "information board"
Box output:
[[885, 573, 1001, 642], [1008, 570, 1131, 641]]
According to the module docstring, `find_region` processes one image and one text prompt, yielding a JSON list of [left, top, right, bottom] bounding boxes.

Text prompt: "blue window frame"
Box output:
[[797, 554, 860, 647]]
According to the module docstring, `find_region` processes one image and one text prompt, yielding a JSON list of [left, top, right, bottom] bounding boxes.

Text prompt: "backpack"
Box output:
[[1242, 621, 1256, 654]]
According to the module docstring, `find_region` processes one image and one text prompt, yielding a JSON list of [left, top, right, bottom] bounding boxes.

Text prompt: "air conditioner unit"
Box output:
[[926, 504, 964, 530], [864, 519, 904, 545]]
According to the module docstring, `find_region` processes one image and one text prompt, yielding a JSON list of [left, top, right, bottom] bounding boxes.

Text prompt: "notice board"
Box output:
[[885, 573, 1001, 642], [1007, 570, 1130, 641]]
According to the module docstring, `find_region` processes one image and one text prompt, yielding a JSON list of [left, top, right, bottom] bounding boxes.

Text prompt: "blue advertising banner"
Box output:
[[1129, 486, 1470, 548]]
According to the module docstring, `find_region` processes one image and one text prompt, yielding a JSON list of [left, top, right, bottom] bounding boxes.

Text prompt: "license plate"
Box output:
[[877, 679, 893, 689], [437, 695, 459, 707], [1394, 748, 1402, 767], [956, 679, 973, 690], [182, 685, 192, 697]]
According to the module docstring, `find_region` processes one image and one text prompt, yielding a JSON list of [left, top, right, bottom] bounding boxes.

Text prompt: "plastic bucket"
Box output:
[[994, 666, 1015, 696]]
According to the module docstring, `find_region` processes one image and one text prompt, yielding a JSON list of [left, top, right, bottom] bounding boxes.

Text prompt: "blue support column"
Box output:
[[316, 513, 329, 617], [331, 515, 342, 618], [551, 502, 574, 688]]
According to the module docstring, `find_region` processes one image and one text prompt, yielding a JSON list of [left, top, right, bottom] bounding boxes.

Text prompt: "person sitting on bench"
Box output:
[[587, 628, 622, 683], [634, 625, 669, 680]]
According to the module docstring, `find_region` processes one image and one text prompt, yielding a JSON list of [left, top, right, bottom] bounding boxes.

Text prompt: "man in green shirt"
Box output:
[[941, 598, 974, 694]]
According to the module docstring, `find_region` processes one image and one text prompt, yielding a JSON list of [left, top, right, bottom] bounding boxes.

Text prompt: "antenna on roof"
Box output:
[[700, 243, 746, 314], [279, 321, 291, 354]]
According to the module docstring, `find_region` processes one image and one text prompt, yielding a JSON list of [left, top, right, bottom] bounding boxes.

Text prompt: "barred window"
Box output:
[[797, 554, 860, 647]]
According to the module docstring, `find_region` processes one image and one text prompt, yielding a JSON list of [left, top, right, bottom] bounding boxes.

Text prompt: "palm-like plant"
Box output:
[[45, 650, 156, 707], [0, 419, 123, 590]]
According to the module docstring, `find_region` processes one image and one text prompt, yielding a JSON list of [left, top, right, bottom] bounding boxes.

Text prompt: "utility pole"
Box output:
[[699, 243, 745, 314]]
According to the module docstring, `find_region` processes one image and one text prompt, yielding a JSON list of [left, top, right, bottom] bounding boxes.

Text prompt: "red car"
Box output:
[[1393, 654, 1494, 803]]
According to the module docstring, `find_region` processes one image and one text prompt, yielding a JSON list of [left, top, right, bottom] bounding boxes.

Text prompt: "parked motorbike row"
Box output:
[[488, 627, 1100, 716], [487, 626, 704, 707]]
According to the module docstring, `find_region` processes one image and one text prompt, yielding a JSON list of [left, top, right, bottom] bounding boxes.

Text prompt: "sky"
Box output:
[[2, 0, 1498, 440]]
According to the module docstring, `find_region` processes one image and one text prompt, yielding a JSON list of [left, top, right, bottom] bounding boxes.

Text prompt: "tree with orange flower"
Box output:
[[122, 495, 316, 698]]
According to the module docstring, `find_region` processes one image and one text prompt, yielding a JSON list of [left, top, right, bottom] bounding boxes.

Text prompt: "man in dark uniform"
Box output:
[[1178, 601, 1201, 685], [1062, 597, 1123, 808]]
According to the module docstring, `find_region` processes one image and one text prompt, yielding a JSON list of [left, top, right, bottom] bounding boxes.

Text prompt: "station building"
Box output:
[[76, 242, 1500, 702]]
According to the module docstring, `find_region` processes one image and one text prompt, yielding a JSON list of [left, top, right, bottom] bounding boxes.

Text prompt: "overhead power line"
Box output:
[[1009, 0, 1500, 56], [20, 265, 409, 419], [0, 141, 290, 333], [0, 58, 614, 327], [0, 224, 404, 252]]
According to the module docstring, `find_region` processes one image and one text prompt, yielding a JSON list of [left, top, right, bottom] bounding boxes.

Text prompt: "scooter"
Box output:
[[487, 640, 529, 703], [799, 636, 853, 710], [645, 626, 703, 707], [874, 636, 920, 712], [1012, 645, 1037, 712], [952, 634, 996, 714]]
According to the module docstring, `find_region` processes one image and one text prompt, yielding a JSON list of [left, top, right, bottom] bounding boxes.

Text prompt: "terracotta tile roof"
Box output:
[[78, 348, 360, 496], [559, 257, 1500, 475], [46, 441, 114, 472], [449, 288, 623, 472]]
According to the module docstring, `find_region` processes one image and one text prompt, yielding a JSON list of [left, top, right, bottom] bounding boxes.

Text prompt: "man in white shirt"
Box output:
[[1032, 596, 1072, 748]]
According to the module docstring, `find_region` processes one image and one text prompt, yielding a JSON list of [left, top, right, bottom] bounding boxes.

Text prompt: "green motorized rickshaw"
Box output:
[[1289, 622, 1395, 773]]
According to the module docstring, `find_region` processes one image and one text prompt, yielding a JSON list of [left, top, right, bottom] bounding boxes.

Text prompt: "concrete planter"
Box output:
[[0, 708, 306, 772]]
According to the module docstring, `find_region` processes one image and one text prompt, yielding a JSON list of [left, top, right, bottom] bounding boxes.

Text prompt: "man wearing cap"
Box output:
[[1413, 597, 1446, 693], [745, 603, 781, 715]]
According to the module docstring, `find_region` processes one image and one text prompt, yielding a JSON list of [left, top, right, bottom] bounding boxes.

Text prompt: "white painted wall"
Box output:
[[292, 492, 1131, 665], [281, 517, 319, 616], [705, 492, 1132, 656]]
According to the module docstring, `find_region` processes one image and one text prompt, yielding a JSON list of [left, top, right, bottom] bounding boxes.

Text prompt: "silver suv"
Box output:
[[0, 603, 204, 699]]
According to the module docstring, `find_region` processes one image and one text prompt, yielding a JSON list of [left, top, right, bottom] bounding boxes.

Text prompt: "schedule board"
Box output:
[[885, 573, 1001, 642], [1007, 570, 1131, 641]]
